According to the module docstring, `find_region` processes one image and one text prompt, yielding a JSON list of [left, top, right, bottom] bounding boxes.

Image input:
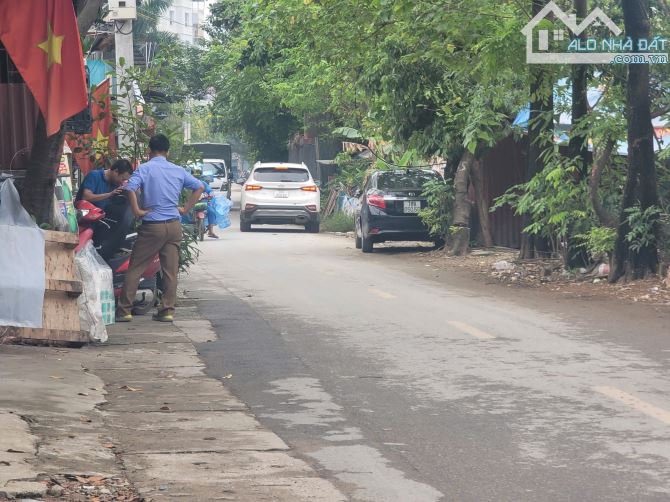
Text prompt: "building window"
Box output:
[[169, 10, 174, 25], [185, 12, 190, 26], [553, 29, 565, 41]]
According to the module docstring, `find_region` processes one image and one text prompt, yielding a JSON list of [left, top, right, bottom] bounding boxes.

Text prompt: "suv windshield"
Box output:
[[377, 170, 439, 190], [254, 167, 310, 182]]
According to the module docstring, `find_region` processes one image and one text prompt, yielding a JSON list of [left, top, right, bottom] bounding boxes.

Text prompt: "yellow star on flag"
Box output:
[[96, 128, 109, 145], [37, 24, 64, 69], [94, 129, 110, 159]]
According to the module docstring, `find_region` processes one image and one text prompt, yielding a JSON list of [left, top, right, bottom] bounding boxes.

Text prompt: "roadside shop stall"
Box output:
[[0, 3, 111, 345]]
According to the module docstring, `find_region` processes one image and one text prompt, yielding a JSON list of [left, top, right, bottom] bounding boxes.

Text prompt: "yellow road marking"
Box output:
[[447, 320, 496, 340], [594, 386, 670, 426], [368, 288, 396, 300]]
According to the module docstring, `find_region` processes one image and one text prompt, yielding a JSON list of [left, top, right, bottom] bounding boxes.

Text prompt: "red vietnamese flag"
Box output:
[[0, 1, 88, 136], [67, 79, 116, 175], [93, 79, 116, 151]]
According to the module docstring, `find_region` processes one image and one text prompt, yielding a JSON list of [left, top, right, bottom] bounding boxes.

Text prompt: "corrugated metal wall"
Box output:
[[1, 43, 39, 173], [481, 135, 527, 249], [288, 136, 318, 178], [0, 84, 39, 172], [288, 136, 342, 182]]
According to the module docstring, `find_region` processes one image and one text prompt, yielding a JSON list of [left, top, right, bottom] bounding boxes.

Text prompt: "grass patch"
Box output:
[[321, 212, 355, 233]]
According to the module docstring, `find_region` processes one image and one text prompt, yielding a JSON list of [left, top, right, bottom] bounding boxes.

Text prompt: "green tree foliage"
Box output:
[[493, 158, 592, 264], [419, 178, 455, 239], [202, 0, 670, 275], [204, 0, 529, 161]]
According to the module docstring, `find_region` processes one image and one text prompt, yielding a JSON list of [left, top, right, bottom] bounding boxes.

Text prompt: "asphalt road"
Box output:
[[185, 190, 670, 501]]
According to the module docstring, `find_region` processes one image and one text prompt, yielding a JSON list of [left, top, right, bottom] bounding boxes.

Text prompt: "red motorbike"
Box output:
[[75, 200, 162, 315]]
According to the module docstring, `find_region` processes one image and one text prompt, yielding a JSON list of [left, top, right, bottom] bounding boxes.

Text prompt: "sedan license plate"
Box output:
[[403, 200, 421, 214], [274, 191, 289, 198]]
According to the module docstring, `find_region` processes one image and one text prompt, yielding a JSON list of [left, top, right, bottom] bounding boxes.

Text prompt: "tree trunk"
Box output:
[[610, 0, 659, 282], [17, 2, 102, 224], [20, 115, 64, 225], [520, 0, 554, 259], [450, 150, 475, 256], [75, 0, 105, 35], [589, 137, 617, 228], [569, 0, 590, 175], [470, 158, 493, 247]]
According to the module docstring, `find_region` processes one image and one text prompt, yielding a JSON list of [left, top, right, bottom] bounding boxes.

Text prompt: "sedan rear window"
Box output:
[[377, 170, 439, 190], [254, 168, 310, 182]]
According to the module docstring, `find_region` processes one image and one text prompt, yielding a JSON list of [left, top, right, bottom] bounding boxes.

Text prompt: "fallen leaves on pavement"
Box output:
[[75, 475, 106, 485], [119, 385, 143, 392], [52, 473, 146, 501]]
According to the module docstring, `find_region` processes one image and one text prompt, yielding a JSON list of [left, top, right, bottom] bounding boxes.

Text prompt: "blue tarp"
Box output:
[[86, 60, 113, 87], [512, 78, 602, 129], [512, 78, 669, 155]]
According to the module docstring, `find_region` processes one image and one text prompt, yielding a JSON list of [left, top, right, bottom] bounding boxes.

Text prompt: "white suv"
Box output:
[[240, 162, 320, 232]]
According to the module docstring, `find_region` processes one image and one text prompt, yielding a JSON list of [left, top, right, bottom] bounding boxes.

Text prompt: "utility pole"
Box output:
[[107, 0, 137, 151], [183, 98, 193, 144]]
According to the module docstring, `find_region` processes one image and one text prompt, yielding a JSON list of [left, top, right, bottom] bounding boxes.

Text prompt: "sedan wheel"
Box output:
[[361, 233, 374, 253], [355, 220, 362, 249]]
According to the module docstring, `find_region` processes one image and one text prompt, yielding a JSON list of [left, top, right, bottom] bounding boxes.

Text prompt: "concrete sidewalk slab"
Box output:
[[115, 428, 289, 454], [0, 345, 127, 500], [85, 346, 207, 370], [0, 296, 345, 501], [98, 375, 248, 413], [0, 412, 44, 499], [123, 451, 346, 501], [105, 335, 193, 346], [173, 319, 217, 343], [105, 410, 262, 431]]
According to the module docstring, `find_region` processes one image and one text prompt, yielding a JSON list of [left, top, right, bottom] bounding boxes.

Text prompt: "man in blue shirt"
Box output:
[[76, 159, 133, 210], [77, 159, 134, 260], [116, 134, 204, 323]]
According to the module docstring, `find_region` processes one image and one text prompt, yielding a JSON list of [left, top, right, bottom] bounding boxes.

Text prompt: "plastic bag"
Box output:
[[74, 241, 113, 342], [341, 195, 360, 216], [0, 179, 45, 328], [52, 191, 70, 232], [211, 195, 233, 230]]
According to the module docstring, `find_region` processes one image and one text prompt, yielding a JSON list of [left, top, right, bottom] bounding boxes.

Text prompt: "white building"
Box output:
[[157, 0, 214, 45]]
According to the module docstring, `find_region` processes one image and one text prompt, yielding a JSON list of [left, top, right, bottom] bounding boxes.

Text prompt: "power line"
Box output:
[[114, 20, 133, 35]]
